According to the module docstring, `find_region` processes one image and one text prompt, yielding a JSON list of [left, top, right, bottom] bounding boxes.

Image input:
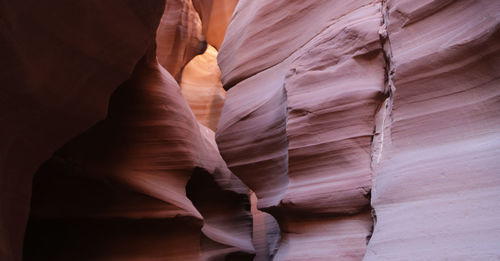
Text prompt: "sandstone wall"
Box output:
[[24, 55, 254, 260], [2, 0, 499, 260], [1, 0, 250, 260], [216, 0, 500, 260], [365, 1, 500, 260], [217, 1, 387, 259], [0, 1, 165, 259]]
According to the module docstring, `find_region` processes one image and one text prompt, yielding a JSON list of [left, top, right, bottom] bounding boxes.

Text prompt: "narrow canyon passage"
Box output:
[[1, 0, 499, 261], [23, 1, 256, 260]]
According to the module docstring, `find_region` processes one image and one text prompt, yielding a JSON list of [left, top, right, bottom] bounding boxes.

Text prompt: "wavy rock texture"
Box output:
[[4, 0, 499, 260], [0, 1, 165, 260], [218, 0, 384, 89], [250, 192, 281, 261], [192, 0, 237, 50], [180, 45, 226, 130], [204, 0, 238, 50], [364, 0, 500, 260], [1, 0, 250, 259], [23, 56, 254, 260], [156, 0, 206, 81], [217, 0, 500, 260], [217, 1, 387, 260]]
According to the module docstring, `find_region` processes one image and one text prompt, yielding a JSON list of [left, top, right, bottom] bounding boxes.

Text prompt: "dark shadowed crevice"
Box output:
[[186, 167, 255, 260], [366, 0, 396, 253]]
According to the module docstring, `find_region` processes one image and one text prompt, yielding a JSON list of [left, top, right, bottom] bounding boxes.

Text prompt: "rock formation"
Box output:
[[156, 0, 206, 81], [216, 0, 500, 260], [3, 0, 251, 260], [180, 45, 226, 130], [191, 0, 237, 50], [217, 1, 385, 259], [0, 1, 165, 260], [365, 1, 500, 260], [1, 0, 499, 260], [22, 0, 254, 260], [24, 53, 254, 260], [203, 0, 238, 50]]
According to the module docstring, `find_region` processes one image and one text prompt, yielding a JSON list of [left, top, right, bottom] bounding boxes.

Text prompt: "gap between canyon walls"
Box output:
[[367, 0, 395, 251], [22, 0, 256, 261], [12, 0, 499, 260], [364, 0, 500, 259]]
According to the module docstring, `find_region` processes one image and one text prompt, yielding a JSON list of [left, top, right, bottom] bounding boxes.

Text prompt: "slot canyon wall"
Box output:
[[216, 0, 500, 260], [0, 0, 166, 260], [0, 0, 499, 261], [2, 0, 250, 260]]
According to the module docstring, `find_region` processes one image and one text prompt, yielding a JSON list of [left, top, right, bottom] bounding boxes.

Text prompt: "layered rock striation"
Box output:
[[156, 0, 206, 81], [24, 53, 254, 260], [217, 1, 387, 259], [2, 0, 499, 260], [22, 0, 253, 260], [365, 0, 500, 260], [3, 0, 252, 260], [180, 45, 226, 131], [216, 0, 500, 260]]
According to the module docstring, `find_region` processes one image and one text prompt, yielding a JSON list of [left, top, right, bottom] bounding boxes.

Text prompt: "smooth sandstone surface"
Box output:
[[2, 0, 499, 260], [180, 45, 226, 131], [217, 0, 500, 260], [250, 192, 281, 261], [191, 0, 237, 50], [364, 0, 500, 260], [218, 0, 382, 89], [205, 0, 238, 50], [23, 56, 254, 260], [2, 0, 249, 260], [156, 0, 206, 81], [217, 1, 386, 259], [0, 0, 165, 260]]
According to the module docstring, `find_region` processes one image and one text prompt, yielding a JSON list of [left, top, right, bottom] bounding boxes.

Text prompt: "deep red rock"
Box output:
[[0, 1, 165, 259], [23, 55, 254, 260]]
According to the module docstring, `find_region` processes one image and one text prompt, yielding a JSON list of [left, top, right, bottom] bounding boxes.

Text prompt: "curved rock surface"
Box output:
[[191, 0, 238, 50], [24, 54, 254, 260], [0, 0, 165, 260], [156, 0, 206, 81], [364, 0, 500, 260], [3, 0, 250, 260], [3, 0, 500, 260], [204, 0, 238, 50], [217, 0, 500, 260], [217, 1, 386, 259], [180, 45, 226, 130]]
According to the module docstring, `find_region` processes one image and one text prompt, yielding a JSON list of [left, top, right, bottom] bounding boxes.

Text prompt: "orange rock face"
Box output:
[[156, 0, 206, 81], [191, 0, 238, 50], [204, 0, 238, 49], [180, 45, 226, 131]]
